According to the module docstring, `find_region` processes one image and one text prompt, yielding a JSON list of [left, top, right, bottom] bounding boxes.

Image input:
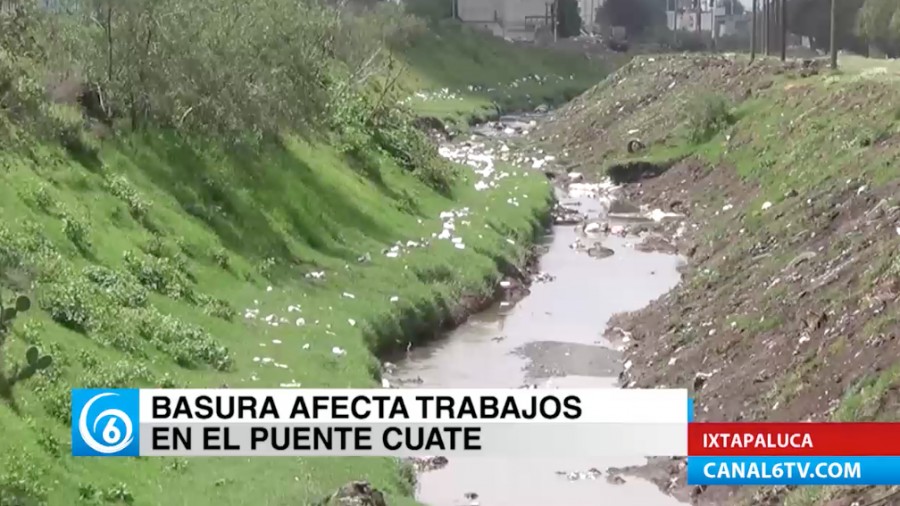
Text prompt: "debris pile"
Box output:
[[405, 456, 449, 472], [315, 481, 387, 506]]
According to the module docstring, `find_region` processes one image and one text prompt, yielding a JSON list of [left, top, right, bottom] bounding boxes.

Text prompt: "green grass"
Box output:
[[0, 110, 551, 505], [397, 22, 614, 127], [0, 19, 625, 504]]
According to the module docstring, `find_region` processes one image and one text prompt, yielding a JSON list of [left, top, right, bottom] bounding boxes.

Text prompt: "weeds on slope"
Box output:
[[0, 0, 456, 193], [685, 94, 736, 144], [0, 114, 551, 505]]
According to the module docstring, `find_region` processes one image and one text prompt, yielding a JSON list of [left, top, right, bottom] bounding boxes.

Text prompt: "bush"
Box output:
[[18, 182, 55, 213], [42, 102, 98, 157], [39, 276, 101, 333], [59, 208, 92, 252], [195, 293, 237, 321], [82, 265, 149, 308], [685, 94, 735, 144], [103, 175, 151, 220], [123, 250, 194, 301], [135, 309, 233, 370], [368, 107, 458, 194], [210, 247, 230, 270], [0, 44, 46, 127], [0, 452, 48, 506]]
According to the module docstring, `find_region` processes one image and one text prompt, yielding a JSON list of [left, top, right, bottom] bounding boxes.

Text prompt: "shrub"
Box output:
[[122, 250, 193, 301], [210, 247, 230, 270], [257, 257, 277, 279], [195, 293, 236, 321], [142, 236, 191, 276], [59, 208, 92, 252], [82, 265, 148, 308], [0, 452, 48, 506], [135, 309, 232, 370], [42, 102, 98, 157], [34, 426, 62, 458], [18, 182, 55, 213], [39, 276, 101, 333], [685, 94, 735, 144], [101, 483, 134, 504], [369, 108, 457, 194], [103, 175, 151, 220]]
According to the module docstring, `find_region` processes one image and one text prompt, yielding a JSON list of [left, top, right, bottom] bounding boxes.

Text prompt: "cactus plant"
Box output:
[[9, 345, 54, 385], [0, 290, 53, 412]]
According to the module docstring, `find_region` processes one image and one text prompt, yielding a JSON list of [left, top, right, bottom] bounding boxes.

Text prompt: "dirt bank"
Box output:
[[534, 54, 900, 506]]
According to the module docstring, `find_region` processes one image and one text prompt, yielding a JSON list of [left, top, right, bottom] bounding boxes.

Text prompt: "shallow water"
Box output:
[[391, 119, 687, 506]]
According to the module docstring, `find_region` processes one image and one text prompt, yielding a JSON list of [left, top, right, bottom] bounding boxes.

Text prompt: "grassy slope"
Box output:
[[540, 55, 900, 505], [0, 25, 613, 506], [398, 22, 613, 127]]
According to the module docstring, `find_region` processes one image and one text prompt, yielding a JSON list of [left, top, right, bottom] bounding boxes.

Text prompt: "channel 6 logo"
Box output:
[[71, 389, 140, 457]]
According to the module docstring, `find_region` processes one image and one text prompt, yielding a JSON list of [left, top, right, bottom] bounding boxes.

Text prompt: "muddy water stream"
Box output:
[[391, 116, 687, 506]]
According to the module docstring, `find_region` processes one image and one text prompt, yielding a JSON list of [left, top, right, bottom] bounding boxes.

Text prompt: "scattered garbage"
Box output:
[[318, 481, 386, 506], [626, 139, 646, 153], [555, 468, 603, 481], [607, 474, 627, 485], [587, 244, 615, 259], [532, 272, 555, 283], [406, 456, 449, 472], [552, 203, 584, 225], [647, 209, 683, 222]]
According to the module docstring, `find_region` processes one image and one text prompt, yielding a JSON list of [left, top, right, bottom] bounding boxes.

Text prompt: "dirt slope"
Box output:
[[535, 54, 900, 506]]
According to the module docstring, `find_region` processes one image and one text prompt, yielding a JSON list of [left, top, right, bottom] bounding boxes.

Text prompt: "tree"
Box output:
[[723, 0, 745, 15], [598, 0, 666, 34], [857, 0, 900, 56], [557, 0, 582, 37], [787, 0, 867, 54]]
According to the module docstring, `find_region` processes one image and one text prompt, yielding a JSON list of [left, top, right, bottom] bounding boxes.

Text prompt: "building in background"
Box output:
[[457, 0, 555, 41], [576, 0, 604, 34], [666, 0, 748, 37]]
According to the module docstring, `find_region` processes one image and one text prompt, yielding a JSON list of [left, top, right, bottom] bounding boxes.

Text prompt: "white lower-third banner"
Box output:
[[71, 388, 689, 457]]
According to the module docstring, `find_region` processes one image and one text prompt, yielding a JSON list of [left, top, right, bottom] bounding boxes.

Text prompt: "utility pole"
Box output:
[[830, 0, 837, 69], [590, 0, 594, 35], [712, 0, 718, 50], [773, 0, 779, 57], [771, 0, 778, 55], [780, 0, 787, 60], [695, 0, 701, 34], [673, 0, 679, 44], [762, 0, 768, 56], [553, 0, 558, 42], [768, 0, 774, 56], [751, 0, 757, 61]]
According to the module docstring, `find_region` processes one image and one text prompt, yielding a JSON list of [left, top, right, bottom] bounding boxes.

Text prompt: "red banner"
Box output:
[[689, 423, 900, 456]]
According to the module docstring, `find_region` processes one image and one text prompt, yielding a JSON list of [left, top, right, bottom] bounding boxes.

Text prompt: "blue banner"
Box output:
[[71, 389, 140, 457], [688, 456, 900, 485]]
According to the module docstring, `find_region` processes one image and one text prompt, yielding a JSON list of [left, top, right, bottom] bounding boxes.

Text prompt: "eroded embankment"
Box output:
[[532, 54, 900, 506]]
